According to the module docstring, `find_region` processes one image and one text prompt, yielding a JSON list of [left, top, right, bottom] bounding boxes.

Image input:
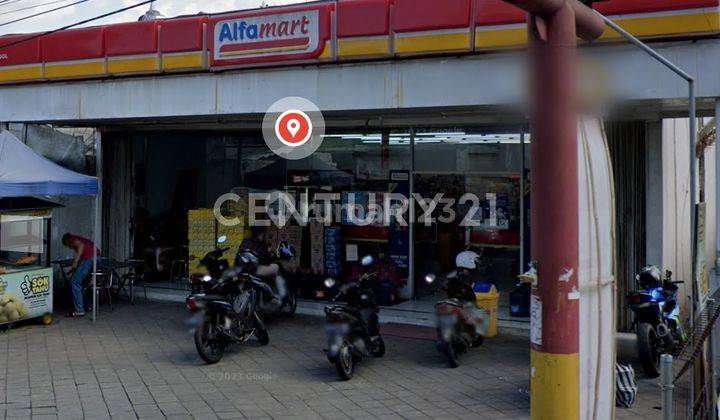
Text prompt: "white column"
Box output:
[[716, 99, 720, 273], [645, 121, 664, 267]]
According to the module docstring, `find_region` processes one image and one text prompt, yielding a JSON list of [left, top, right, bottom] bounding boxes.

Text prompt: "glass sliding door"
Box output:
[[411, 129, 530, 318]]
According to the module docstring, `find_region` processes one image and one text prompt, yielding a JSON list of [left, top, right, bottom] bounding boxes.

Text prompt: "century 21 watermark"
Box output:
[[214, 192, 507, 228]]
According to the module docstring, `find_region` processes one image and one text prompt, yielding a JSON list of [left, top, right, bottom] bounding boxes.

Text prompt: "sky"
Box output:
[[0, 0, 311, 35]]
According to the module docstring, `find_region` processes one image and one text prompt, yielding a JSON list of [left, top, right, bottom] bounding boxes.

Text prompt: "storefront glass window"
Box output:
[[131, 128, 529, 317]]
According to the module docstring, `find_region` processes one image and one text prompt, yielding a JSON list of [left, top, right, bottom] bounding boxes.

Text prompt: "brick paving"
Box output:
[[0, 302, 531, 420], [0, 301, 665, 419]]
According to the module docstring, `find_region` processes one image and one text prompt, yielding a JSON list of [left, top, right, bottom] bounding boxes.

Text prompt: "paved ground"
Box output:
[[615, 375, 662, 419], [0, 302, 531, 420]]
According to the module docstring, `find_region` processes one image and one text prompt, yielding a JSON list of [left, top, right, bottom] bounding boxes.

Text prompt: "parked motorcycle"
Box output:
[[186, 237, 271, 364], [627, 266, 685, 377], [426, 250, 488, 368], [236, 241, 297, 317], [323, 255, 385, 380], [189, 237, 231, 294]]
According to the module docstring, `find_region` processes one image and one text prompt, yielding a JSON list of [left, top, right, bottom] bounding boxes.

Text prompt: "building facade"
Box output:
[[0, 0, 716, 332]]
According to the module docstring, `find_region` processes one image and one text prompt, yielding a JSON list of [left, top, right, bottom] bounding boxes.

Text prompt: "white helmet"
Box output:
[[456, 250, 481, 270]]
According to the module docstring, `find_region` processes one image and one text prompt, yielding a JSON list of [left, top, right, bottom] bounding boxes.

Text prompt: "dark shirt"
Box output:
[[446, 275, 476, 302]]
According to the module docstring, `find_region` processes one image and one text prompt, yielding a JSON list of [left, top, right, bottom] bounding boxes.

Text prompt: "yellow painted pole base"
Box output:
[[531, 349, 579, 420]]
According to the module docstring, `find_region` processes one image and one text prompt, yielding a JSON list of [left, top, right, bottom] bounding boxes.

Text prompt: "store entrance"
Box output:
[[410, 130, 530, 321]]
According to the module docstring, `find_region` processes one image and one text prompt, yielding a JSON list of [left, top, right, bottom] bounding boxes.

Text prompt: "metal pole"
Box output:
[[661, 354, 675, 420], [92, 196, 98, 323], [408, 129, 415, 299], [690, 79, 698, 322], [596, 18, 697, 305], [519, 128, 526, 273], [92, 130, 102, 323], [600, 12, 700, 411], [597, 14, 693, 82]]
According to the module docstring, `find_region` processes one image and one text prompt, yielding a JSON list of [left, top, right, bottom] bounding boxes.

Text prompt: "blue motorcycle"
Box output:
[[627, 267, 685, 377]]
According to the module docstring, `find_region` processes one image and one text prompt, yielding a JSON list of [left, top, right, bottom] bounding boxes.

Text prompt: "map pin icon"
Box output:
[[287, 119, 301, 138]]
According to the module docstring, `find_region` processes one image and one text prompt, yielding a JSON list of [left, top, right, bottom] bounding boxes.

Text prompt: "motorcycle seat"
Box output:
[[324, 304, 347, 313], [192, 294, 227, 302], [436, 299, 464, 308]]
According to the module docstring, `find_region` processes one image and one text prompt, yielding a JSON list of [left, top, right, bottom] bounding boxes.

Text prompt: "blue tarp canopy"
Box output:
[[0, 130, 98, 197]]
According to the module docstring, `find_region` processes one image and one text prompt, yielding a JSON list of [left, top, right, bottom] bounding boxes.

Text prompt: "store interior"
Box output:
[[129, 127, 531, 320]]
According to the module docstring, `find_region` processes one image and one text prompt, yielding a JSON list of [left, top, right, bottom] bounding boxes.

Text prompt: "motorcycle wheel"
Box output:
[[472, 335, 484, 348], [335, 342, 355, 380], [370, 336, 386, 358], [281, 292, 297, 316], [194, 317, 224, 365], [443, 342, 460, 368], [254, 315, 270, 346], [637, 323, 661, 378]]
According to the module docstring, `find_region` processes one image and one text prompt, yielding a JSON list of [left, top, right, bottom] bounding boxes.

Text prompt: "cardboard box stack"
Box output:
[[264, 225, 279, 250], [310, 220, 325, 274], [217, 191, 249, 264], [324, 226, 343, 277], [228, 187, 249, 224], [188, 209, 216, 274], [278, 225, 302, 273]]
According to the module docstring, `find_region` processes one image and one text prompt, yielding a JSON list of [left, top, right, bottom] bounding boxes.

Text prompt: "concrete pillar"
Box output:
[[528, 4, 581, 418]]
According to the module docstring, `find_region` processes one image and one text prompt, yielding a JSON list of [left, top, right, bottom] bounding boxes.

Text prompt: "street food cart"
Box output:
[[0, 198, 60, 326], [0, 130, 99, 322]]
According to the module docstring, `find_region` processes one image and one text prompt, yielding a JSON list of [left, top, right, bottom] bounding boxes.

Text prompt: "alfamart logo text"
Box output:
[[214, 10, 319, 60], [214, 192, 508, 228]]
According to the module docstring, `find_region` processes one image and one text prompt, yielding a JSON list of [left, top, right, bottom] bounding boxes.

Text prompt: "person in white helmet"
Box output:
[[449, 250, 490, 336]]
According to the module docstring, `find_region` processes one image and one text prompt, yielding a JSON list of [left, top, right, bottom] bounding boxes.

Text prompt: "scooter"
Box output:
[[627, 266, 685, 377], [323, 255, 385, 380], [186, 237, 270, 364], [426, 271, 486, 368]]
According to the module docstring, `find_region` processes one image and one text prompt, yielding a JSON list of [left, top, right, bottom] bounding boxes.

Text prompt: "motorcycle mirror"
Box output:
[[217, 235, 228, 245], [324, 278, 336, 288], [425, 274, 437, 284], [361, 255, 374, 266]]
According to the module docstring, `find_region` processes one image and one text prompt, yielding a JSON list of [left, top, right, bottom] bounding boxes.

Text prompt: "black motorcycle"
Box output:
[[323, 255, 385, 380], [235, 242, 297, 317], [627, 267, 685, 377], [186, 239, 271, 364]]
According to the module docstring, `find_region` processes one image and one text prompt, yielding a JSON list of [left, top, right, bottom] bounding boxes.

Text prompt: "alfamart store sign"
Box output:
[[210, 6, 330, 68]]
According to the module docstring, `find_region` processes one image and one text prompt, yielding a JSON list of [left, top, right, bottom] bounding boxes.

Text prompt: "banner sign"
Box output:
[[0, 267, 52, 325], [209, 5, 330, 68], [695, 202, 709, 306]]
